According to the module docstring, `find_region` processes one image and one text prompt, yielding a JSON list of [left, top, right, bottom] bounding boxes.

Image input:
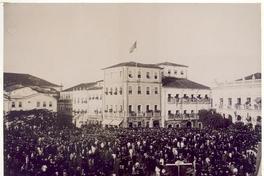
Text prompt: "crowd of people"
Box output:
[[4, 110, 261, 176]]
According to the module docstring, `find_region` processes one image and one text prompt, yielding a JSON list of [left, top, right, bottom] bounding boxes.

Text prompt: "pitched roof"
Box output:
[[103, 61, 162, 70], [4, 72, 61, 90], [162, 77, 210, 90], [157, 62, 188, 68], [236, 73, 261, 81], [63, 82, 97, 92]]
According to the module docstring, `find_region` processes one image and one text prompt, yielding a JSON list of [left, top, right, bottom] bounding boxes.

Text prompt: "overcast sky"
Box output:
[[4, 3, 261, 89]]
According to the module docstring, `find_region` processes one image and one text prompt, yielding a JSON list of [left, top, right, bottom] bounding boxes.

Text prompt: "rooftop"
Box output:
[[236, 73, 261, 81], [63, 82, 98, 92], [4, 72, 61, 90], [162, 77, 210, 90], [157, 62, 188, 68], [103, 61, 162, 70]]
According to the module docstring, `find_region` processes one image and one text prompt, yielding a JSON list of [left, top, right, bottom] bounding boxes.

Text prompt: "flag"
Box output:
[[129, 41, 137, 53]]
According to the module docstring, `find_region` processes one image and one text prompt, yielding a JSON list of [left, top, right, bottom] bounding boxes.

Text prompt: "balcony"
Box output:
[[128, 111, 161, 117], [167, 113, 198, 120], [167, 97, 210, 105]]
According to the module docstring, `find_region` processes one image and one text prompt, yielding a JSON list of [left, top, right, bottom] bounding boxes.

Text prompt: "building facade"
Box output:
[[212, 73, 261, 127], [4, 87, 58, 112], [158, 63, 212, 128], [58, 81, 103, 127], [102, 62, 162, 128]]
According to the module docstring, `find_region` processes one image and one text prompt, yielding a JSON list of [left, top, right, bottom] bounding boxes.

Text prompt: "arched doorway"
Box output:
[[186, 121, 192, 128], [168, 124, 172, 128]]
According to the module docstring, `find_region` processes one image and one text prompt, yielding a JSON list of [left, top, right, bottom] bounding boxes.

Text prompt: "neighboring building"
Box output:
[[212, 73, 261, 127], [158, 62, 188, 79], [102, 62, 162, 128], [158, 62, 211, 128], [58, 80, 103, 127], [4, 72, 61, 113], [4, 87, 57, 112]]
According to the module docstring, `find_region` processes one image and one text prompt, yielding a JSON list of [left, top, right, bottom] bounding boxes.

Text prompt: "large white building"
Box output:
[[102, 62, 162, 128], [58, 80, 103, 127], [212, 73, 261, 127], [58, 61, 212, 128], [4, 73, 61, 113]]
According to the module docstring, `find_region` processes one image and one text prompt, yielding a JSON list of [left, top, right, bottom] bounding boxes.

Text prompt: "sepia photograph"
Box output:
[[3, 2, 262, 176]]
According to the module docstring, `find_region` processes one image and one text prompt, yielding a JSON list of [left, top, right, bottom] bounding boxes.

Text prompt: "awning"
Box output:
[[102, 119, 113, 125], [110, 119, 123, 126]]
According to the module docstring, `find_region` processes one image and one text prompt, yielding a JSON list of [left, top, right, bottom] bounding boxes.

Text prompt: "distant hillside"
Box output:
[[4, 72, 61, 90]]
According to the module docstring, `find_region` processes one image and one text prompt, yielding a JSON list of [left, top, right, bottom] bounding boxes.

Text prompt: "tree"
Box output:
[[198, 109, 232, 129]]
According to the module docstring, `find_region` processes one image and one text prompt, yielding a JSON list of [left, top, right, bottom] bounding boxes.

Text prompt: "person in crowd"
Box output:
[[4, 110, 260, 176]]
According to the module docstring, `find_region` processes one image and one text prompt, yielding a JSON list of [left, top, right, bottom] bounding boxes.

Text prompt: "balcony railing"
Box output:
[[128, 111, 161, 117], [222, 104, 261, 111], [167, 113, 198, 120], [167, 97, 210, 104]]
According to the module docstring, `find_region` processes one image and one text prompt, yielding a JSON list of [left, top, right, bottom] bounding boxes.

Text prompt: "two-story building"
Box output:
[[212, 73, 261, 127], [4, 73, 61, 113], [102, 62, 162, 128]]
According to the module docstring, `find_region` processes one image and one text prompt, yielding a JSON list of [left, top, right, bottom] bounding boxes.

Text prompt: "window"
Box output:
[[146, 72, 150, 79], [128, 71, 133, 78], [154, 87, 158, 94], [168, 110, 171, 115], [183, 110, 187, 114], [154, 105, 158, 111], [105, 88, 108, 95], [228, 98, 232, 106], [109, 88, 113, 95], [146, 87, 150, 95], [120, 71, 122, 78], [191, 110, 194, 114], [128, 86, 132, 95], [175, 94, 179, 98], [11, 102, 15, 108], [146, 105, 150, 112], [246, 97, 251, 104], [49, 101, 52, 107], [129, 105, 132, 112], [154, 73, 158, 79], [43, 101, 46, 107], [181, 71, 184, 75], [120, 105, 123, 112], [18, 102, 22, 108], [174, 70, 177, 75], [137, 105, 141, 112], [237, 98, 241, 105], [138, 71, 141, 78], [114, 88, 118, 95], [37, 101, 40, 107], [138, 86, 141, 94], [205, 94, 208, 99], [176, 110, 179, 114], [168, 70, 171, 75], [105, 105, 108, 112], [119, 87, 122, 95], [220, 98, 223, 105]]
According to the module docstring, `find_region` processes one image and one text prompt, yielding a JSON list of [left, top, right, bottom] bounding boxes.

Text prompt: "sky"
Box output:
[[4, 3, 261, 89]]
